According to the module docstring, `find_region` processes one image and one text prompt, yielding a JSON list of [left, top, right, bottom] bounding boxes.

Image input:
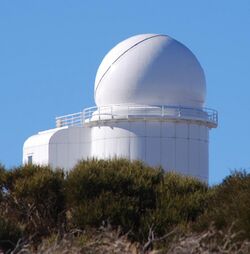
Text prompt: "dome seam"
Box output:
[[94, 34, 165, 100]]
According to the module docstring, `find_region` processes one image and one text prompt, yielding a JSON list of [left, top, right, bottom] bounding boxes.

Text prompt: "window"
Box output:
[[27, 155, 33, 164]]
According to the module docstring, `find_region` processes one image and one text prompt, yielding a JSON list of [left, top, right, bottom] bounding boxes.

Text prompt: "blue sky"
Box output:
[[0, 0, 249, 184]]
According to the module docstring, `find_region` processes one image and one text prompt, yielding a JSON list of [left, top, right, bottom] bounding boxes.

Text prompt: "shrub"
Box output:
[[65, 159, 209, 241], [66, 159, 163, 240], [196, 170, 250, 240], [0, 164, 6, 201], [1, 159, 250, 250], [142, 172, 209, 238], [0, 216, 22, 252], [5, 164, 66, 236]]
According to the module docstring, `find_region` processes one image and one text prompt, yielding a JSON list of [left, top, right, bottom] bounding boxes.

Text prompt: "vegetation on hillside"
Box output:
[[0, 159, 249, 253]]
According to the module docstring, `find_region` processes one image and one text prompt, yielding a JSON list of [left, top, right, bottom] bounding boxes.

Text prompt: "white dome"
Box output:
[[94, 34, 206, 108]]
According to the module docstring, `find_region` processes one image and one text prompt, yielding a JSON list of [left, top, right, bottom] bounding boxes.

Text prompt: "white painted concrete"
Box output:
[[23, 33, 217, 183], [23, 126, 91, 170], [95, 34, 206, 108], [90, 121, 209, 181]]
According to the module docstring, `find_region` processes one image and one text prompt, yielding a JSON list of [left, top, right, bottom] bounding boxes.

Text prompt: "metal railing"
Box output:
[[56, 112, 83, 128], [56, 105, 218, 128]]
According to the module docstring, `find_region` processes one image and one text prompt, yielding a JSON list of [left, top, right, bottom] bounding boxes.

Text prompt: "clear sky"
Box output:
[[0, 0, 249, 184]]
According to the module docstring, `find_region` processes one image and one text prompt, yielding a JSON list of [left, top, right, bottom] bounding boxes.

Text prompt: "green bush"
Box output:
[[141, 172, 209, 238], [66, 159, 163, 239], [2, 159, 249, 248], [196, 170, 250, 240], [0, 166, 22, 252], [5, 164, 66, 236], [0, 216, 22, 252], [65, 159, 209, 241], [0, 164, 6, 201], [5, 164, 48, 191]]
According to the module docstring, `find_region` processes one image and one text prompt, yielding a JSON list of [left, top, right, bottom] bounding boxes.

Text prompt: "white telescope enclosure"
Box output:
[[23, 34, 218, 182]]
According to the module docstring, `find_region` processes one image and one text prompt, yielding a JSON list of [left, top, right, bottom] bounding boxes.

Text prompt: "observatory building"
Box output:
[[23, 34, 218, 182]]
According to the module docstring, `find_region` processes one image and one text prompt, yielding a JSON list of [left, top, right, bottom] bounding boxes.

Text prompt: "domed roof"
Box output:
[[94, 34, 206, 108]]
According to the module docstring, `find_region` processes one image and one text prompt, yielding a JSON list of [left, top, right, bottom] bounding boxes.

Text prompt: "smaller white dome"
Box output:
[[94, 34, 206, 108]]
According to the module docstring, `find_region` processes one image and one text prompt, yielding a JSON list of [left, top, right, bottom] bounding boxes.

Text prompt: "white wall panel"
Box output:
[[130, 137, 146, 161], [80, 143, 91, 159], [189, 140, 200, 176], [113, 122, 131, 138], [200, 126, 208, 142], [161, 138, 175, 171], [130, 122, 146, 137], [32, 145, 48, 165], [68, 128, 81, 143], [104, 126, 115, 139], [200, 141, 208, 179], [161, 122, 175, 138], [116, 138, 130, 159], [56, 144, 68, 169], [146, 122, 161, 137], [146, 137, 161, 166], [175, 139, 188, 175], [50, 129, 69, 144], [176, 123, 188, 138], [92, 139, 105, 159], [91, 126, 106, 141], [112, 127, 129, 138], [49, 144, 57, 167], [49, 127, 91, 168], [80, 127, 92, 143], [104, 138, 117, 158], [189, 124, 200, 140], [68, 143, 80, 164]]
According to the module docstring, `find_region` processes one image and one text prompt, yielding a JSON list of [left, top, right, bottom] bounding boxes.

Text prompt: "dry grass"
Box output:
[[11, 226, 140, 254], [166, 223, 250, 254], [8, 223, 250, 254]]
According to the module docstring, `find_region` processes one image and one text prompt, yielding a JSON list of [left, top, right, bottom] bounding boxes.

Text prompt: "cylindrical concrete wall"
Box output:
[[91, 120, 209, 182]]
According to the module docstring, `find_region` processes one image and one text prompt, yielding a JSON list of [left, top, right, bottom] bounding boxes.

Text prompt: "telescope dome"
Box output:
[[94, 34, 206, 108]]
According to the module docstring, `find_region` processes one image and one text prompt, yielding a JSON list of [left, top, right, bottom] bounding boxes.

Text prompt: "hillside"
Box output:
[[0, 159, 250, 253]]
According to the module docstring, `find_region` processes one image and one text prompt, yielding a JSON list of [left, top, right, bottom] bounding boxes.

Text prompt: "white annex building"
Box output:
[[23, 34, 218, 182]]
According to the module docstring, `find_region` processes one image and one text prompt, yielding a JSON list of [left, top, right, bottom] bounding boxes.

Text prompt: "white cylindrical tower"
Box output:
[[85, 34, 217, 182]]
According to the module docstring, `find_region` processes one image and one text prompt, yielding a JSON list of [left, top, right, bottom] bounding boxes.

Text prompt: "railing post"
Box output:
[[56, 118, 61, 128]]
